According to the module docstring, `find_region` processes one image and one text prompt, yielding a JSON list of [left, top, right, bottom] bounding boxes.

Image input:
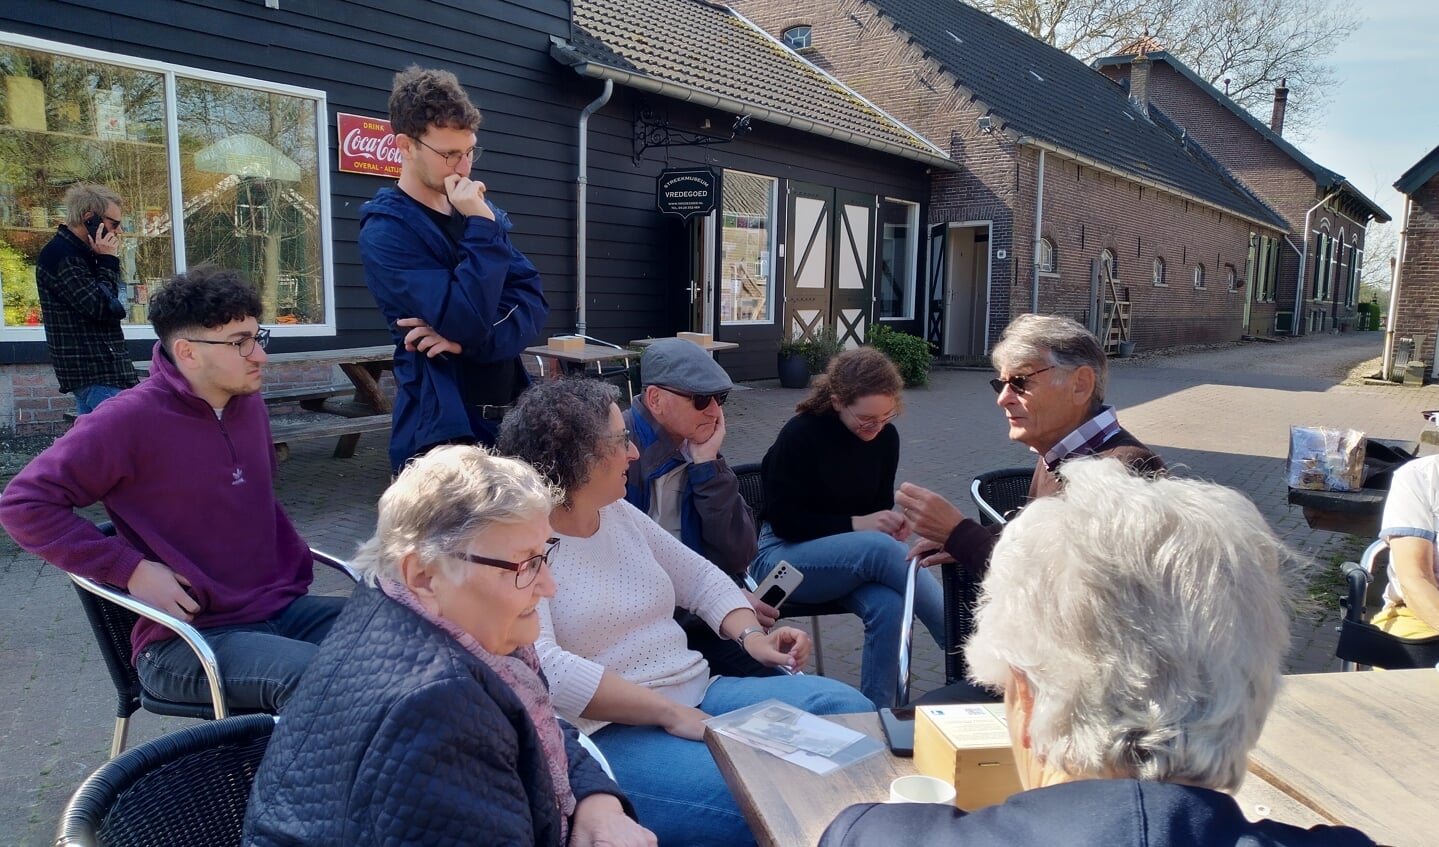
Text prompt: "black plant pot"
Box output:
[[777, 352, 811, 389]]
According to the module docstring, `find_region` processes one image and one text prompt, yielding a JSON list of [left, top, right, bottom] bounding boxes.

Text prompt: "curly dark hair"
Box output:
[[497, 378, 619, 505], [149, 265, 262, 350], [795, 347, 904, 416], [388, 66, 481, 139]]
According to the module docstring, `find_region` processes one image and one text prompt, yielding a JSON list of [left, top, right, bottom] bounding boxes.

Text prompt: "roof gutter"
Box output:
[[1014, 136, 1282, 231], [552, 48, 957, 171]]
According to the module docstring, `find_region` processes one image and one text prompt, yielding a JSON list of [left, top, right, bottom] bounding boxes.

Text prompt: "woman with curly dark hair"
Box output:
[[498, 378, 870, 847], [750, 347, 945, 708]]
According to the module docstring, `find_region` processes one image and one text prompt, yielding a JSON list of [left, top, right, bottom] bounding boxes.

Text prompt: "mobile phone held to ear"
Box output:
[[84, 214, 105, 240], [753, 561, 804, 609], [879, 706, 915, 757]]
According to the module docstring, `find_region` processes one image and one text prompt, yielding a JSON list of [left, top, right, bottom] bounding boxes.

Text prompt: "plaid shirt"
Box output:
[[34, 226, 139, 394], [1041, 405, 1122, 471]]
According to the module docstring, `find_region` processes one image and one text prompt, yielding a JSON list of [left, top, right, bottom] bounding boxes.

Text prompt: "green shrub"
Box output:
[[780, 326, 843, 374], [867, 325, 934, 387]]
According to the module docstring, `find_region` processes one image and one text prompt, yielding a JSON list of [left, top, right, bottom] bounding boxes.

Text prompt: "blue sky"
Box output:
[[1299, 0, 1439, 221]]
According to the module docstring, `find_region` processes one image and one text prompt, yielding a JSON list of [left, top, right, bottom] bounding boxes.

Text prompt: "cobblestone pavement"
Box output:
[[0, 331, 1426, 843]]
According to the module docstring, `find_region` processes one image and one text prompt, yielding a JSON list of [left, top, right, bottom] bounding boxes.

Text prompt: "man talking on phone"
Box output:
[[359, 66, 548, 472], [35, 183, 139, 414]]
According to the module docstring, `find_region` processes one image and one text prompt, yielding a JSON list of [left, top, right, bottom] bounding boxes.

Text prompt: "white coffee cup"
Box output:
[[888, 774, 957, 805]]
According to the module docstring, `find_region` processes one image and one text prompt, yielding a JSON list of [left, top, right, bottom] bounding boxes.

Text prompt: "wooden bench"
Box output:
[[262, 384, 355, 410], [269, 413, 392, 461]]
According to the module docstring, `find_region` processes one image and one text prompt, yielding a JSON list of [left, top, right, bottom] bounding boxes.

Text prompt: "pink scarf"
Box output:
[[380, 579, 576, 839]]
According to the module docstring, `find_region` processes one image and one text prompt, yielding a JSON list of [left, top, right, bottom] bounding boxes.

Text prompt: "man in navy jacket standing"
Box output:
[[360, 65, 547, 471]]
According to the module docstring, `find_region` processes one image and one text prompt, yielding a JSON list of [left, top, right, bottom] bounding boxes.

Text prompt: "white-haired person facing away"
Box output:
[[820, 458, 1375, 847]]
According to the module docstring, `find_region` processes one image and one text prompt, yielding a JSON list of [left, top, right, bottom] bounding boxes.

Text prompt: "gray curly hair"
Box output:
[[496, 377, 620, 505], [965, 457, 1301, 791], [991, 314, 1108, 410]]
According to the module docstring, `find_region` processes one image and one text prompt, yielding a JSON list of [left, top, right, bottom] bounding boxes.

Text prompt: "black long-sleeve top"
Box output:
[[760, 412, 900, 542]]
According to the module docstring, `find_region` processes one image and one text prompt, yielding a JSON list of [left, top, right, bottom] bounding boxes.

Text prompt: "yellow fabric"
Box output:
[[1370, 603, 1439, 640]]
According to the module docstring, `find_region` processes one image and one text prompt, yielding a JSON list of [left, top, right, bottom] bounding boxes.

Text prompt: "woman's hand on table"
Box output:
[[744, 625, 811, 671], [569, 794, 657, 847], [659, 703, 712, 741]]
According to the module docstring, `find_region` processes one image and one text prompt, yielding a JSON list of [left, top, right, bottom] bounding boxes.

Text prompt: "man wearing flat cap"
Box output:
[[624, 338, 778, 675]]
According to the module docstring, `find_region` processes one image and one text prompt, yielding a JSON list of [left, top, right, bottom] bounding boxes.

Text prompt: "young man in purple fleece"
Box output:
[[0, 265, 345, 712]]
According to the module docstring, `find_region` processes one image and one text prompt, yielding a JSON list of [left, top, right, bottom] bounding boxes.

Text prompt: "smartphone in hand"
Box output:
[[84, 214, 105, 240], [753, 561, 804, 609]]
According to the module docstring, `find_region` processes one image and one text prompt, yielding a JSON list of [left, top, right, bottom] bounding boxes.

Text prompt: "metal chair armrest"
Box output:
[[310, 548, 360, 582], [970, 477, 1009, 526], [68, 574, 231, 719], [895, 555, 921, 707]]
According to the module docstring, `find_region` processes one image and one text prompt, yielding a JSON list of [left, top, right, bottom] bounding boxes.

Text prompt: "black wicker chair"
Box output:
[[733, 462, 856, 678], [1337, 539, 1439, 671], [73, 522, 358, 757], [900, 467, 1032, 706], [55, 713, 276, 847]]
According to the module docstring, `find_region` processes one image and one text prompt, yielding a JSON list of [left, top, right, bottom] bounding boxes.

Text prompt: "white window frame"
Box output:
[[1193, 263, 1205, 289], [1152, 256, 1167, 287], [782, 25, 813, 51], [1037, 236, 1057, 275], [0, 32, 335, 342]]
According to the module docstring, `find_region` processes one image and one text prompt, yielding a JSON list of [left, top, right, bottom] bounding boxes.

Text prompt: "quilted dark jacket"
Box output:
[[243, 583, 632, 846]]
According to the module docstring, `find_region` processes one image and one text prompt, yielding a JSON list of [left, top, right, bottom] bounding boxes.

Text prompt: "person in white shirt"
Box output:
[[1374, 454, 1439, 638], [498, 378, 871, 847]]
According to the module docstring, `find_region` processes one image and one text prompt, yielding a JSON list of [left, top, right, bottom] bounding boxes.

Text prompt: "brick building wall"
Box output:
[[2, 359, 348, 436], [737, 0, 1270, 351], [1098, 61, 1371, 334], [1395, 177, 1439, 364]]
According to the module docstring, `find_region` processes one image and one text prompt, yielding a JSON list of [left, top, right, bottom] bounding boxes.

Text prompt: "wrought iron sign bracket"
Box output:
[[633, 103, 752, 165]]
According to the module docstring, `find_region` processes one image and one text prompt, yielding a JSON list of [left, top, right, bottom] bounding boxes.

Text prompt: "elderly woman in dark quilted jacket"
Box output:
[[243, 446, 655, 847]]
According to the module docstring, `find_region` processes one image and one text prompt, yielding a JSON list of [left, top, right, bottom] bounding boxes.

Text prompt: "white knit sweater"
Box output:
[[536, 499, 749, 734]]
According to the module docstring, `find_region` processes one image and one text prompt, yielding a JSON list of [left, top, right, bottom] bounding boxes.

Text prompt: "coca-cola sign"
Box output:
[[337, 113, 403, 178]]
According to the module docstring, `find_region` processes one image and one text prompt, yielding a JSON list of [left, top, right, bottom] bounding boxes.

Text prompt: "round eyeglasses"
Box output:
[[842, 405, 898, 432], [182, 327, 272, 358], [454, 537, 559, 589], [413, 137, 483, 167]]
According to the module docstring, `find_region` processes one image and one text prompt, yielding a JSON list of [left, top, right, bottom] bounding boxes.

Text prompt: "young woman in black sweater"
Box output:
[[750, 348, 945, 707]]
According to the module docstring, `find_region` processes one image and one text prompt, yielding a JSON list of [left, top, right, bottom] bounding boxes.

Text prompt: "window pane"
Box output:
[[878, 199, 917, 319], [176, 77, 323, 324], [720, 171, 775, 324], [0, 45, 170, 326]]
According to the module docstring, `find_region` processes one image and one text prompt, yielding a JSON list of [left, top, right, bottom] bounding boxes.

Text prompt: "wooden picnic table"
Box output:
[[706, 711, 1327, 847], [1248, 669, 1439, 847], [629, 337, 739, 355]]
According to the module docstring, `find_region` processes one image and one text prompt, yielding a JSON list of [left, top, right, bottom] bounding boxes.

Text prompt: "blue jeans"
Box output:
[[590, 674, 871, 847], [73, 383, 125, 415], [751, 523, 945, 708], [136, 595, 346, 713]]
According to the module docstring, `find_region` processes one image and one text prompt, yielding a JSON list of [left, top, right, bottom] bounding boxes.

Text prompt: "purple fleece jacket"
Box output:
[[0, 341, 312, 661]]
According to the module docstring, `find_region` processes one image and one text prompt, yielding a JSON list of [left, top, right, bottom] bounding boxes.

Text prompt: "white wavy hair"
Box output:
[[351, 445, 559, 586], [965, 457, 1300, 791]]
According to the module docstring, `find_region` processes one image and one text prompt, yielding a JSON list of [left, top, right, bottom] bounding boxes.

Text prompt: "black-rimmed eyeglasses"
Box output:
[[657, 385, 729, 410], [413, 137, 482, 167], [989, 365, 1056, 395], [183, 327, 271, 358], [455, 537, 559, 589]]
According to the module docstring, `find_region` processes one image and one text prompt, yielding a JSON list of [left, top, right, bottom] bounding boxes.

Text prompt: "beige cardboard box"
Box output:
[[547, 335, 585, 352], [677, 331, 712, 346], [914, 704, 1023, 810]]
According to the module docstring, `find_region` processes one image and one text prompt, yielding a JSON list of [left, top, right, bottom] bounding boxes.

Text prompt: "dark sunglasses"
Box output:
[[657, 385, 729, 410], [454, 537, 560, 589], [989, 365, 1056, 395]]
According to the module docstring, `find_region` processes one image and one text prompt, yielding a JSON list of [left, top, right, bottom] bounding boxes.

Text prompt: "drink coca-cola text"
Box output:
[[337, 113, 404, 178]]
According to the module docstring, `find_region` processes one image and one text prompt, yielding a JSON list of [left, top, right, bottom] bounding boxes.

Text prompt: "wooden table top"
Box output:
[[630, 337, 740, 352], [708, 711, 1335, 847], [263, 344, 394, 366], [1248, 669, 1439, 847], [523, 343, 636, 364], [706, 712, 915, 847]]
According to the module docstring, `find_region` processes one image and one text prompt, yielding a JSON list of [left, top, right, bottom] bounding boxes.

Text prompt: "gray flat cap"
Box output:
[[641, 338, 733, 394]]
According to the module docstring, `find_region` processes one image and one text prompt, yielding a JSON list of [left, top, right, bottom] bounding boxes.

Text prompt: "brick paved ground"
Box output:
[[0, 331, 1428, 843]]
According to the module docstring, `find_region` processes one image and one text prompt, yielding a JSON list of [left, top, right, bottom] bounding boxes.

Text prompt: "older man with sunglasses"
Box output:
[[624, 338, 780, 677], [897, 314, 1163, 575]]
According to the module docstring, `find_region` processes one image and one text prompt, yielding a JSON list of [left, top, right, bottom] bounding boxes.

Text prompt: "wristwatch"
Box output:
[[734, 625, 766, 647]]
